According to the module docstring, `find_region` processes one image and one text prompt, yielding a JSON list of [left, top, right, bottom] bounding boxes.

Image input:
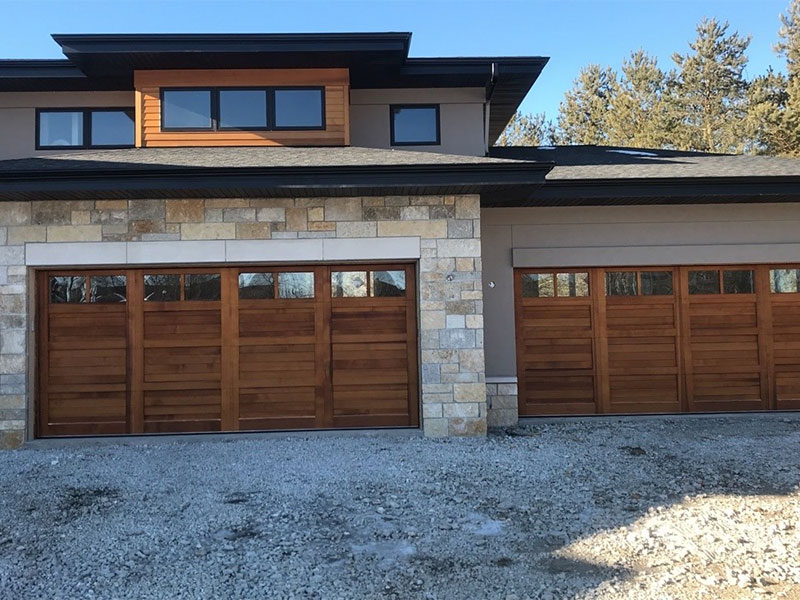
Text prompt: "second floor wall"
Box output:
[[0, 80, 489, 159], [0, 91, 134, 160], [350, 88, 486, 156]]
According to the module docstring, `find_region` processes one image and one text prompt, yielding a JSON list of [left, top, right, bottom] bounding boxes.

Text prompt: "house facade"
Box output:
[[0, 33, 799, 448]]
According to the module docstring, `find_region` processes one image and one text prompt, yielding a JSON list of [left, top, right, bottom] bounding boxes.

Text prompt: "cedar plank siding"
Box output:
[[134, 69, 350, 147]]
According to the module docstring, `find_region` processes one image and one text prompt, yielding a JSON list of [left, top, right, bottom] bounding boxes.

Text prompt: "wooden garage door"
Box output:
[[36, 264, 418, 437], [515, 265, 796, 416]]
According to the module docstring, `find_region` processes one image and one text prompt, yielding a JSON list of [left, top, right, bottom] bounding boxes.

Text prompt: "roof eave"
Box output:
[[0, 161, 553, 202]]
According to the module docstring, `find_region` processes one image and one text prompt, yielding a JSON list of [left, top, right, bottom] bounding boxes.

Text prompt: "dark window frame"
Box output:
[[271, 86, 326, 131], [35, 107, 135, 151], [160, 86, 326, 132], [160, 87, 215, 132], [389, 104, 441, 146]]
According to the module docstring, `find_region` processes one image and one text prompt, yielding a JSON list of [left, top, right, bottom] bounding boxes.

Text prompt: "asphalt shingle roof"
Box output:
[[0, 146, 523, 174], [489, 145, 800, 179]]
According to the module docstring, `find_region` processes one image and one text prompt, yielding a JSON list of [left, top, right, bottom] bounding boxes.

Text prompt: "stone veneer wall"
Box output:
[[486, 381, 518, 428], [0, 194, 486, 447]]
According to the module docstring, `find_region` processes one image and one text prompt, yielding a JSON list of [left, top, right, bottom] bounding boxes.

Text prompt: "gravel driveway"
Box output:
[[1, 415, 800, 599]]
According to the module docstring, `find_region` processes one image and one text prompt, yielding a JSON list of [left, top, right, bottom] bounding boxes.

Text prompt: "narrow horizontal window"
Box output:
[[688, 270, 720, 295], [605, 272, 637, 296], [185, 274, 221, 301], [50, 276, 85, 303], [144, 274, 180, 302], [723, 270, 754, 294], [278, 272, 314, 299], [162, 90, 212, 129], [90, 110, 134, 147], [391, 105, 440, 145], [771, 269, 800, 293], [641, 271, 673, 296], [371, 270, 406, 297], [239, 272, 275, 299], [38, 111, 83, 148], [332, 271, 367, 298], [274, 88, 324, 129], [521, 273, 554, 298], [37, 108, 135, 150], [219, 90, 267, 129], [90, 275, 127, 303], [557, 272, 589, 297]]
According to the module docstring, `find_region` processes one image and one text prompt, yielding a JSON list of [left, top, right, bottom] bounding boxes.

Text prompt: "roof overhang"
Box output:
[[0, 161, 552, 202], [483, 176, 800, 206], [0, 33, 547, 142]]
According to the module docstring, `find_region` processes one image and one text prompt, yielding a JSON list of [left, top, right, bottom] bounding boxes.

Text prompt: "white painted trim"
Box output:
[[513, 244, 800, 268], [25, 237, 422, 267], [486, 376, 517, 384]]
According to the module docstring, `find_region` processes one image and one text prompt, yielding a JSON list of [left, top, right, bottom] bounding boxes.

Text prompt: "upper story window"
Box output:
[[37, 108, 134, 150], [161, 87, 325, 131], [390, 104, 440, 146]]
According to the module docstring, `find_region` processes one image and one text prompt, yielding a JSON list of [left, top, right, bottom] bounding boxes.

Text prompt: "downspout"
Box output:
[[484, 62, 499, 155]]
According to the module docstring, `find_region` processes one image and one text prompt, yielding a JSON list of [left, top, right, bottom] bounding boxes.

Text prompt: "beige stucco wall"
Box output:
[[481, 203, 800, 378], [0, 91, 134, 160], [349, 88, 486, 156], [0, 194, 486, 447]]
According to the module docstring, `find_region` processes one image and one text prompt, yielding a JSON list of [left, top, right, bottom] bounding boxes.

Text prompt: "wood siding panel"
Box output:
[[133, 69, 349, 148]]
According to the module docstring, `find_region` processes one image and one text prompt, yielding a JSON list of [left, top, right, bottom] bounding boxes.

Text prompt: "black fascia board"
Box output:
[[52, 32, 413, 77], [480, 175, 800, 206], [0, 162, 553, 201], [0, 59, 130, 91]]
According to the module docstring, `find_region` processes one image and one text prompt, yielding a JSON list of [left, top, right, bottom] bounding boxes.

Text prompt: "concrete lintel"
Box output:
[[25, 242, 127, 266], [225, 239, 324, 263], [513, 243, 800, 268], [323, 237, 420, 261]]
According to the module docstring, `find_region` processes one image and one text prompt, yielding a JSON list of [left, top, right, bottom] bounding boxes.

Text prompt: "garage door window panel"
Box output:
[[144, 274, 181, 302], [521, 273, 555, 298], [50, 276, 86, 304], [332, 271, 367, 298], [371, 270, 406, 297], [238, 272, 275, 299], [557, 272, 589, 297], [606, 271, 637, 296], [689, 270, 721, 295], [723, 270, 755, 294], [641, 271, 673, 295], [90, 275, 127, 303], [184, 274, 221, 301], [771, 269, 800, 293], [278, 272, 315, 299]]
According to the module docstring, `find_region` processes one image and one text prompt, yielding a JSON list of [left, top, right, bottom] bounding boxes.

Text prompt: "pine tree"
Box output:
[[745, 69, 792, 155], [776, 0, 800, 76], [555, 64, 617, 145], [606, 50, 668, 148], [669, 18, 751, 152], [757, 0, 800, 156], [496, 112, 555, 146]]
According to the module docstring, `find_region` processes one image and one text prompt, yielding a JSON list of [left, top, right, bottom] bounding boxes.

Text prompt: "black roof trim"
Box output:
[[483, 176, 800, 206], [0, 59, 128, 91], [0, 161, 552, 202]]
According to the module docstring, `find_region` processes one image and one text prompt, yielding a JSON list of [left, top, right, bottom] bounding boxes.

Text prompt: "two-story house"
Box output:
[[1, 32, 799, 448]]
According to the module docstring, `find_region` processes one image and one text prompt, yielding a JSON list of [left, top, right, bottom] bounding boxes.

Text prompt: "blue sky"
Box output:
[[0, 0, 791, 123]]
